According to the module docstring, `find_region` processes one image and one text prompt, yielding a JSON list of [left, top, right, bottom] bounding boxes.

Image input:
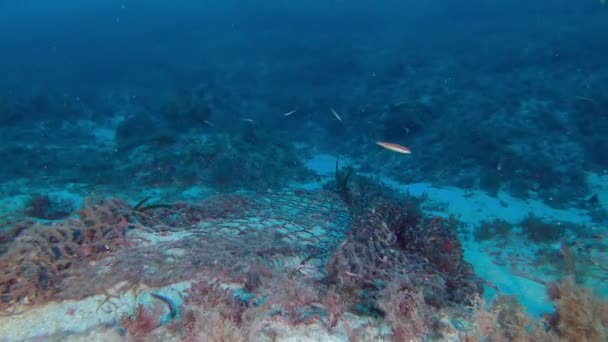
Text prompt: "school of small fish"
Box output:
[[238, 104, 412, 158], [281, 107, 412, 154]]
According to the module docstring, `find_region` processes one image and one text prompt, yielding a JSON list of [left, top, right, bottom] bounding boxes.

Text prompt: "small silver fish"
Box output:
[[330, 107, 342, 122]]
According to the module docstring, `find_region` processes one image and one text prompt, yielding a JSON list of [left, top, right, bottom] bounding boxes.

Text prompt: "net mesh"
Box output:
[[1, 183, 482, 320], [0, 190, 351, 311]]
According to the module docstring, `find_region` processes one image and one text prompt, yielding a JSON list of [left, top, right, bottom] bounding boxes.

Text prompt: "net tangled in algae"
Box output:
[[0, 190, 352, 313]]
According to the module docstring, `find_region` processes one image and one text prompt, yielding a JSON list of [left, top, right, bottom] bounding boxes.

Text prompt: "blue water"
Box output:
[[1, 1, 607, 341]]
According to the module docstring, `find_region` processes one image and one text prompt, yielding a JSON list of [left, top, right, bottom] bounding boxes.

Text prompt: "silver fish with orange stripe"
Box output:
[[376, 141, 412, 154]]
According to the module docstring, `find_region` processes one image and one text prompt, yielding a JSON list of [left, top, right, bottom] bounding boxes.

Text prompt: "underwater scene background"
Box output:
[[1, 1, 608, 341]]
